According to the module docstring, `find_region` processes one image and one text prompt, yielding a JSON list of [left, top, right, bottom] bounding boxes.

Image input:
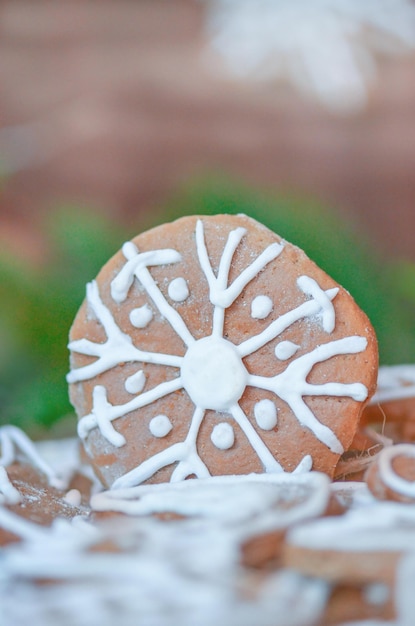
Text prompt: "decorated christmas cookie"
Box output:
[[67, 214, 378, 487], [365, 443, 415, 503], [0, 426, 86, 545]]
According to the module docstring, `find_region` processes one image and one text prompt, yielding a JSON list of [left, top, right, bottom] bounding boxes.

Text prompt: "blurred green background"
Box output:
[[1, 1, 415, 437], [0, 176, 414, 436]]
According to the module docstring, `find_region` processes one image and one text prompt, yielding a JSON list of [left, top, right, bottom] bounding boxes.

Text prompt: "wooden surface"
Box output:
[[0, 0, 414, 262]]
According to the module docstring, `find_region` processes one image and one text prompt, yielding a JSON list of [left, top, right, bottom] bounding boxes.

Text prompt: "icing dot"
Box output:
[[251, 295, 273, 319], [149, 415, 173, 438], [254, 399, 278, 430], [275, 340, 299, 360], [63, 489, 82, 507], [125, 370, 146, 395], [168, 277, 189, 302], [129, 304, 153, 328], [211, 422, 235, 450]]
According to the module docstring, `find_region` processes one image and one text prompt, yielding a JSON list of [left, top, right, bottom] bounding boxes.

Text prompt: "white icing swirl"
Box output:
[[378, 444, 415, 499]]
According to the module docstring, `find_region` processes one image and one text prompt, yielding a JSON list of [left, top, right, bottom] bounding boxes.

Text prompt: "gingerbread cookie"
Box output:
[[365, 443, 415, 503], [0, 426, 88, 545], [91, 471, 331, 569], [68, 214, 377, 487], [322, 582, 395, 625], [283, 500, 415, 586]]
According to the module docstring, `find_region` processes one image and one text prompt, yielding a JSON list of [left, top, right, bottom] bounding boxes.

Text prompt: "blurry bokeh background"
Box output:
[[1, 0, 414, 436]]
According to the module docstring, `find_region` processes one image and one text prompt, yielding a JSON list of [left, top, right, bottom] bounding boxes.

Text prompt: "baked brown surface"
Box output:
[[0, 462, 86, 546], [68, 214, 378, 487]]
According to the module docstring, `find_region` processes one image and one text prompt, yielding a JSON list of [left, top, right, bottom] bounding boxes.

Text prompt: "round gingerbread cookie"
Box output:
[[365, 443, 415, 503], [67, 214, 377, 487]]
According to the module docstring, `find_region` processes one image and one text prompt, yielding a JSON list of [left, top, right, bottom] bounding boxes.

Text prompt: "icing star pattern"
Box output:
[[68, 220, 368, 487]]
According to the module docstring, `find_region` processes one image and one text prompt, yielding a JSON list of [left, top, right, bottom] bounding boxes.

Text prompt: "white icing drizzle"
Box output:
[[195, 220, 284, 311], [251, 295, 273, 319], [70, 218, 370, 485], [254, 399, 278, 430], [92, 471, 331, 529], [274, 340, 299, 360], [0, 466, 21, 505], [113, 406, 210, 488], [204, 225, 245, 338], [230, 403, 285, 472], [0, 425, 66, 490], [168, 277, 189, 302], [196, 221, 283, 338], [149, 415, 173, 438], [297, 275, 337, 333], [77, 378, 183, 447], [377, 444, 415, 498], [0, 505, 49, 542], [113, 241, 194, 347], [211, 423, 235, 450], [237, 286, 339, 358], [67, 281, 183, 384], [124, 369, 146, 394], [370, 364, 415, 404], [249, 336, 368, 453], [110, 244, 180, 303], [129, 304, 153, 328]]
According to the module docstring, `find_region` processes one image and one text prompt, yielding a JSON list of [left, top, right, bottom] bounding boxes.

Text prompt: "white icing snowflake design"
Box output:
[[68, 219, 368, 488]]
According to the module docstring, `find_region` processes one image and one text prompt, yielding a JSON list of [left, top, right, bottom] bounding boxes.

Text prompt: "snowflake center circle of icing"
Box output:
[[181, 336, 248, 411]]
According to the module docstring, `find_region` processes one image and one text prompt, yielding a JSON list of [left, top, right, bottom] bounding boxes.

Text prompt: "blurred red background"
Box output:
[[1, 0, 415, 263]]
